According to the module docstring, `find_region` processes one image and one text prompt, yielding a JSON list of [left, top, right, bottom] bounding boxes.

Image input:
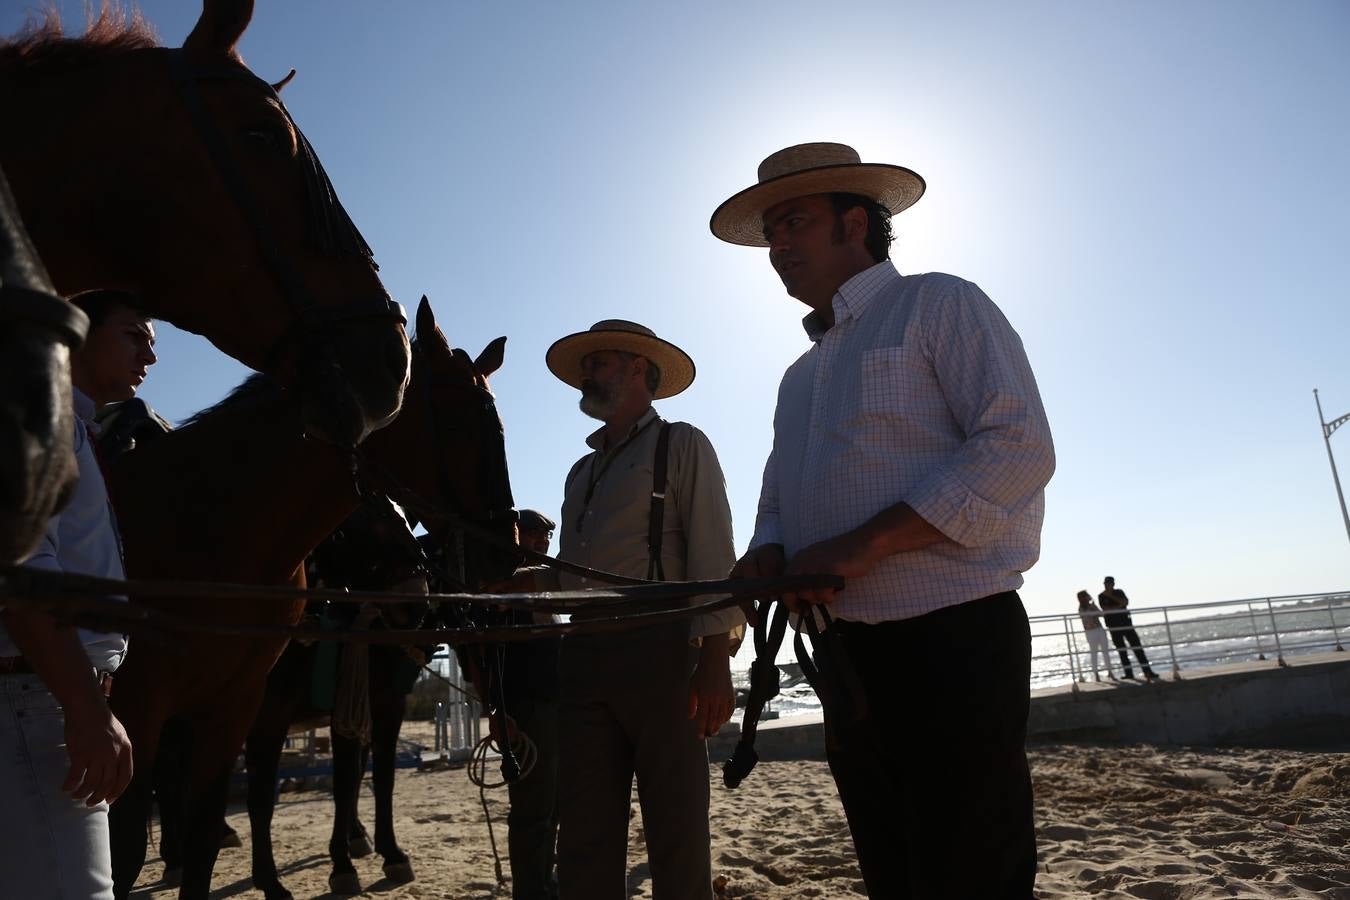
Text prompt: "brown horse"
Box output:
[[105, 299, 518, 899], [0, 0, 409, 449], [0, 163, 87, 561]]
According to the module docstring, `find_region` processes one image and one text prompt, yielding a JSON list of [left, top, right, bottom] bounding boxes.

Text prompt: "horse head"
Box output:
[[0, 0, 409, 447], [363, 297, 520, 591]]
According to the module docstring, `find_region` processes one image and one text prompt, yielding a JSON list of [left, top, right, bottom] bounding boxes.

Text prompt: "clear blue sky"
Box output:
[[7, 0, 1349, 618]]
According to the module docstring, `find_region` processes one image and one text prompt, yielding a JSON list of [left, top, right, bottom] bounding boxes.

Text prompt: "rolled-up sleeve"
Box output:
[[905, 280, 1056, 548], [671, 425, 745, 642]]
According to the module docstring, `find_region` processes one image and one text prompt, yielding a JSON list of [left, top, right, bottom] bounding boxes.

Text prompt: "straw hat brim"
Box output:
[[546, 330, 695, 400], [710, 163, 926, 247]]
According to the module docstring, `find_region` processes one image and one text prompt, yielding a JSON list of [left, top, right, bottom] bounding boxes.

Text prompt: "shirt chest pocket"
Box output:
[[857, 345, 931, 418]]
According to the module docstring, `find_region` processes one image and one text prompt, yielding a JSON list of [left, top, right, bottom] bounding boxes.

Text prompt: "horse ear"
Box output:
[[415, 296, 450, 352], [183, 0, 254, 58], [475, 337, 507, 377], [271, 69, 297, 92]]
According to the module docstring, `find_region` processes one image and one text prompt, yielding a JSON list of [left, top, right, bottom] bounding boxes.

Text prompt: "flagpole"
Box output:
[[1314, 389, 1350, 551]]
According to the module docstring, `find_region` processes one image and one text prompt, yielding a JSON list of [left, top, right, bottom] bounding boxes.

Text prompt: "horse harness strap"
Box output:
[[163, 49, 405, 370], [722, 597, 791, 789], [647, 422, 673, 582], [0, 284, 89, 348]]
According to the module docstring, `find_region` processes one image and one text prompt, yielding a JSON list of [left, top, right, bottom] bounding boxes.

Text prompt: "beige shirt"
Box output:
[[560, 407, 743, 643]]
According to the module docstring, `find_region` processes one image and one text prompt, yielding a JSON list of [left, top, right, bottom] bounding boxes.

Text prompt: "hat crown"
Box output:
[[758, 142, 862, 184], [589, 319, 658, 340]]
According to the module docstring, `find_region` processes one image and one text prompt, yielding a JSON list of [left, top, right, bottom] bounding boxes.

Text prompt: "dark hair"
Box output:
[[69, 289, 150, 329], [830, 192, 893, 263]]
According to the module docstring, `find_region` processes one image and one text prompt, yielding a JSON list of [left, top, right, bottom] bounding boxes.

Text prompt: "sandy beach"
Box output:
[[127, 731, 1349, 899]]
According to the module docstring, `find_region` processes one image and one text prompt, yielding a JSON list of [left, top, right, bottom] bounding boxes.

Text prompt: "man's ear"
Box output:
[[844, 205, 869, 244]]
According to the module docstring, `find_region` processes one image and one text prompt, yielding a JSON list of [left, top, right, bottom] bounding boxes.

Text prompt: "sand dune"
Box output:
[[129, 741, 1349, 899]]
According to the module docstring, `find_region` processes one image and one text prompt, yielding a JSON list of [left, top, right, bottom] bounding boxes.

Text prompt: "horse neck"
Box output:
[[0, 59, 155, 296], [111, 387, 361, 589]]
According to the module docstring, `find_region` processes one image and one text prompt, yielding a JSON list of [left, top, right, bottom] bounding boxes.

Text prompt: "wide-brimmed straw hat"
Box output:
[[546, 320, 695, 400], [709, 142, 926, 247]]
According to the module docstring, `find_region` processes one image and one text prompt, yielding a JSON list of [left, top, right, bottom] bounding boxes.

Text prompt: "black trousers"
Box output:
[[1102, 613, 1155, 678], [818, 592, 1037, 899]]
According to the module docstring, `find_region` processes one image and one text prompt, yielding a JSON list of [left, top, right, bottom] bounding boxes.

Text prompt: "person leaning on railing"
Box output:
[[1077, 590, 1117, 682], [1099, 576, 1159, 681]]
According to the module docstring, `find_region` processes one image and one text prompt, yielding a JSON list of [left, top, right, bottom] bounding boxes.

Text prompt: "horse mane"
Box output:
[[0, 3, 160, 77], [180, 373, 276, 426]]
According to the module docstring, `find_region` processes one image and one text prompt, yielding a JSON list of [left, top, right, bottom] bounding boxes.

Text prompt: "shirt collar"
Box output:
[[802, 259, 901, 342], [585, 406, 659, 451], [72, 387, 97, 426]]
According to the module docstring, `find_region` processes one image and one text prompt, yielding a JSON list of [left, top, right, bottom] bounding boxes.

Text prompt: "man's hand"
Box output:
[[781, 530, 880, 611], [728, 544, 786, 626], [62, 695, 133, 806], [485, 566, 542, 594], [688, 633, 734, 739]]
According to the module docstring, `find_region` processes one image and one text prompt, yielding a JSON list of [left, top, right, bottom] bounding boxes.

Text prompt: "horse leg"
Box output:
[[177, 687, 271, 900], [177, 767, 231, 900], [109, 758, 157, 900], [245, 727, 292, 900], [109, 700, 168, 900], [328, 729, 364, 894], [370, 678, 413, 883], [153, 717, 192, 887], [348, 742, 372, 857]]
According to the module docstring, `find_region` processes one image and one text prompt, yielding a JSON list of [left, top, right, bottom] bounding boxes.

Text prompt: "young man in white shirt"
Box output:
[[0, 289, 155, 899]]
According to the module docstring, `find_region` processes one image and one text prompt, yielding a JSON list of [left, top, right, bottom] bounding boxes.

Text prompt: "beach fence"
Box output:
[[1030, 590, 1350, 689], [427, 648, 482, 763]]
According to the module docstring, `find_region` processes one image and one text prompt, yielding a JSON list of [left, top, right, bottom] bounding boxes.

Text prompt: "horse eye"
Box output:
[[243, 128, 283, 149]]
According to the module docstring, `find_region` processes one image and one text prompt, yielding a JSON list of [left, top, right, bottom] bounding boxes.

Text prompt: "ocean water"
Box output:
[[729, 594, 1350, 722]]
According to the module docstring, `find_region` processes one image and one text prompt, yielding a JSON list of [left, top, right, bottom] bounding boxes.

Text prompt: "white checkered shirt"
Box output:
[[748, 261, 1055, 623]]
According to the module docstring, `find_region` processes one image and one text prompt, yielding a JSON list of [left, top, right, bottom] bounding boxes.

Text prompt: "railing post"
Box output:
[[1266, 597, 1288, 667], [1329, 598, 1345, 652], [1248, 601, 1266, 661], [1162, 608, 1182, 680], [1063, 615, 1080, 692]]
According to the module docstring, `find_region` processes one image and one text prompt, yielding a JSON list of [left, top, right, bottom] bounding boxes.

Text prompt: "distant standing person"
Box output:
[[1098, 576, 1158, 680], [1077, 591, 1116, 682]]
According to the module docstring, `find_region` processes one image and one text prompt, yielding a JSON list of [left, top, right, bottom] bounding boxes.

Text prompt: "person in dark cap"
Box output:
[[517, 510, 556, 556], [501, 508, 561, 899]]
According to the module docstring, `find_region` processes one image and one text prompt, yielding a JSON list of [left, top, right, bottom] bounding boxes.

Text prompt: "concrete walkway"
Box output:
[[707, 650, 1350, 764]]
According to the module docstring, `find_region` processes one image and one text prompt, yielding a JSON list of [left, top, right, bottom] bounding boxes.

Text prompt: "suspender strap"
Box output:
[[646, 422, 673, 582]]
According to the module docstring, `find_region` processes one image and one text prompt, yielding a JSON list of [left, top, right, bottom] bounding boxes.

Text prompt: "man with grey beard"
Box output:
[[505, 320, 740, 899]]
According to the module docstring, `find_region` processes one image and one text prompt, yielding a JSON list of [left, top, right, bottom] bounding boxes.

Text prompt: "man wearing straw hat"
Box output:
[[715, 143, 1055, 897], [516, 321, 741, 899]]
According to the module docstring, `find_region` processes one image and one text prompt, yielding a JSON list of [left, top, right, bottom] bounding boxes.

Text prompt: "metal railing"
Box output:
[[1030, 590, 1349, 690]]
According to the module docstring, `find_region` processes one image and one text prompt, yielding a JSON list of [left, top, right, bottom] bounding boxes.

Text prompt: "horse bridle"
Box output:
[[163, 49, 406, 370], [0, 165, 88, 348], [350, 336, 519, 588]]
